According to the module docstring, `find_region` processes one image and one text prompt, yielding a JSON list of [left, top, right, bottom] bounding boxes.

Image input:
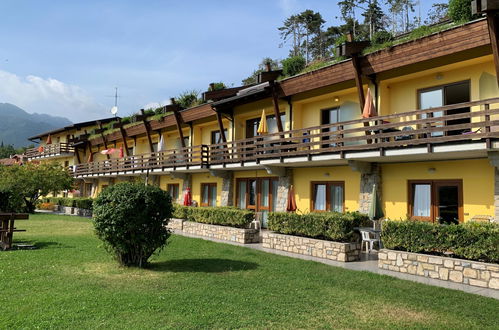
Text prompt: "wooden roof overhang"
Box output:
[[88, 103, 216, 147], [279, 19, 491, 97], [86, 19, 493, 149], [210, 83, 272, 115], [28, 117, 118, 142]]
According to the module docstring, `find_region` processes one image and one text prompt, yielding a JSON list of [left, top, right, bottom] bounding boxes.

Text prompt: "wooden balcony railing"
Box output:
[[72, 145, 208, 177], [26, 143, 75, 159], [70, 98, 499, 177], [208, 98, 499, 164]]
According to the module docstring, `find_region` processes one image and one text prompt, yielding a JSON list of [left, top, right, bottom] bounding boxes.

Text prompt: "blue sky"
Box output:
[[0, 0, 442, 122]]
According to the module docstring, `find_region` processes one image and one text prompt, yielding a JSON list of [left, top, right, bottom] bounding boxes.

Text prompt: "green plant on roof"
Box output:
[[176, 90, 202, 109], [208, 82, 226, 91]]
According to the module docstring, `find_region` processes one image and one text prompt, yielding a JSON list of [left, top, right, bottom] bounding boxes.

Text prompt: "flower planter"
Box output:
[[378, 249, 499, 290], [262, 231, 361, 262]]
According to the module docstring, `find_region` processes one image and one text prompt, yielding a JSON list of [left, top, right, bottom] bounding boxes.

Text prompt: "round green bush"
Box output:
[[281, 56, 306, 77], [93, 182, 172, 268]]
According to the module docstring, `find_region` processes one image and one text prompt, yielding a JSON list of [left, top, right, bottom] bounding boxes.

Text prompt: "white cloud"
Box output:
[[0, 70, 106, 122]]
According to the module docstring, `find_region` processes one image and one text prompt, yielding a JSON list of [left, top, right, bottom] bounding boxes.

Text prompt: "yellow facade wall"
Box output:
[[159, 175, 184, 204], [293, 166, 360, 213], [381, 56, 497, 117], [191, 173, 223, 206], [382, 159, 494, 222]]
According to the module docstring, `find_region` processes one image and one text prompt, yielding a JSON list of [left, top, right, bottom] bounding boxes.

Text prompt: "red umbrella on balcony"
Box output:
[[45, 134, 52, 145], [119, 146, 124, 158], [362, 88, 377, 118], [183, 187, 192, 206], [37, 145, 44, 153], [286, 185, 297, 212], [100, 148, 116, 155]]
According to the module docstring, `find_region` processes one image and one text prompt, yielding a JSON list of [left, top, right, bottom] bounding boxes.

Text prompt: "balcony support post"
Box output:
[[117, 118, 130, 157], [171, 98, 186, 149], [270, 81, 285, 134], [140, 109, 155, 153], [215, 110, 227, 143], [97, 121, 110, 159], [486, 11, 499, 87]]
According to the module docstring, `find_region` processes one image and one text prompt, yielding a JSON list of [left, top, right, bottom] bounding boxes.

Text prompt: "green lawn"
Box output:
[[1, 214, 498, 329]]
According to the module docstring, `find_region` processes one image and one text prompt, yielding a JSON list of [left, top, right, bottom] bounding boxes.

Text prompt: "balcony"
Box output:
[[208, 98, 499, 168], [71, 98, 499, 177], [26, 143, 75, 160], [73, 145, 208, 178]]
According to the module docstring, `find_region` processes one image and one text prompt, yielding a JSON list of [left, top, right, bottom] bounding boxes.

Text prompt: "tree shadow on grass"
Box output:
[[12, 240, 73, 250], [149, 258, 258, 273]]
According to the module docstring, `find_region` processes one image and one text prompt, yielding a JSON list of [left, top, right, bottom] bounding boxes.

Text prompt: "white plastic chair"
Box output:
[[360, 230, 380, 253]]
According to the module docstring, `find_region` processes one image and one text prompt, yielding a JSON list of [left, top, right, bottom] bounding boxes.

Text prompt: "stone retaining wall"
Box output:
[[378, 249, 499, 290], [168, 218, 185, 231], [57, 206, 92, 217], [262, 231, 361, 262], [181, 221, 260, 244]]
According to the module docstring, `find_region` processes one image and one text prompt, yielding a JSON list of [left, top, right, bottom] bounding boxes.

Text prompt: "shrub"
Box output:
[[281, 56, 306, 77], [448, 0, 474, 22], [172, 205, 254, 228], [0, 187, 24, 212], [382, 220, 499, 263], [372, 30, 393, 45], [93, 183, 172, 267], [38, 202, 56, 211], [75, 198, 93, 210], [268, 211, 369, 243]]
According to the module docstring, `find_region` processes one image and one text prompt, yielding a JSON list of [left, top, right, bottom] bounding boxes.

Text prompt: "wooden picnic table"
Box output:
[[0, 213, 29, 250]]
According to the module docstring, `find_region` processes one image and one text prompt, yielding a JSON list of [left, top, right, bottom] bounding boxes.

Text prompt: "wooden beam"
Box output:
[[215, 110, 227, 143], [487, 12, 499, 87], [171, 98, 186, 148], [351, 55, 366, 112], [140, 109, 155, 153], [75, 148, 81, 164], [270, 81, 284, 133], [117, 118, 130, 156], [97, 121, 110, 159]]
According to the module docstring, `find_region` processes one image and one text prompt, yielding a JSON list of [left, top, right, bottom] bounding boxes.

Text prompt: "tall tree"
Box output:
[[278, 15, 304, 57], [425, 3, 449, 25], [338, 0, 360, 37], [298, 10, 325, 63], [361, 0, 386, 39]]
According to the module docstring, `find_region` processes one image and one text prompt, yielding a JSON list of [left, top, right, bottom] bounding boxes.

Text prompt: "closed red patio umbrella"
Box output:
[[119, 146, 124, 158], [46, 134, 52, 145], [362, 88, 377, 119], [183, 187, 192, 206], [286, 185, 297, 212]]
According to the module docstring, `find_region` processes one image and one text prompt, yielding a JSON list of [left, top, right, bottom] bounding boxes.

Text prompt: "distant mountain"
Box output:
[[0, 103, 72, 148]]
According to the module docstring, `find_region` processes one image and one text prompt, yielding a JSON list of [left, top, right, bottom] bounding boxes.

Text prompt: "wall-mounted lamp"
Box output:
[[334, 96, 340, 102], [324, 172, 330, 177], [435, 73, 444, 80], [428, 167, 436, 174]]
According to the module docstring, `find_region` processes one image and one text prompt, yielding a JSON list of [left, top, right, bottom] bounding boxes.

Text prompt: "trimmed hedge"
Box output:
[[173, 205, 254, 228], [39, 197, 94, 211], [382, 220, 499, 263], [268, 211, 370, 243]]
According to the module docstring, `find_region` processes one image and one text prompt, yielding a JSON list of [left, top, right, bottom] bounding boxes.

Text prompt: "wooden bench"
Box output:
[[0, 213, 29, 250]]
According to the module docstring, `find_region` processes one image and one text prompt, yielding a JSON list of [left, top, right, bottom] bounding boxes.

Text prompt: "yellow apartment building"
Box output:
[[26, 18, 499, 226]]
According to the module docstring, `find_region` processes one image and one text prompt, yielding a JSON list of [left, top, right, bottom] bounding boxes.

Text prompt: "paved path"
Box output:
[[174, 230, 499, 300]]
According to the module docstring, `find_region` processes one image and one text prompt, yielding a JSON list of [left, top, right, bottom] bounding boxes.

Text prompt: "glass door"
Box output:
[[420, 89, 444, 137], [434, 181, 461, 224], [321, 107, 340, 148], [236, 178, 278, 228]]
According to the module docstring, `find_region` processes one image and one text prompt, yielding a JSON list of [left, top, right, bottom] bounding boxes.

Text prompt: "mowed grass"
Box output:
[[1, 214, 498, 329]]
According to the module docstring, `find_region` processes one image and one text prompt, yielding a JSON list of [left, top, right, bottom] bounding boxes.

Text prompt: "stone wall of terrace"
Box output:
[[181, 221, 260, 244], [262, 231, 360, 262], [378, 249, 499, 290]]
